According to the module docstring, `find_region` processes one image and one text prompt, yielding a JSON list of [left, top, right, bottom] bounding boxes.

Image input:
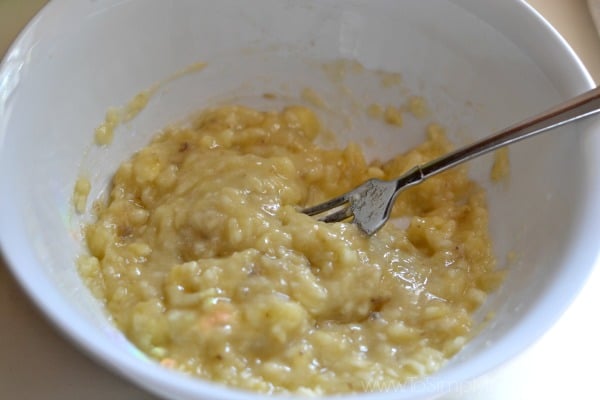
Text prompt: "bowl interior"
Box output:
[[1, 1, 598, 399]]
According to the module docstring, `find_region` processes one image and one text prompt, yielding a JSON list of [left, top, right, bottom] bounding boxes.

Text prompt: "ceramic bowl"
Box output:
[[1, 1, 599, 399]]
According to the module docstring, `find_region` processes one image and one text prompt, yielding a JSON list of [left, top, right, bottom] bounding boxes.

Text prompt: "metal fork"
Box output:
[[302, 86, 600, 235]]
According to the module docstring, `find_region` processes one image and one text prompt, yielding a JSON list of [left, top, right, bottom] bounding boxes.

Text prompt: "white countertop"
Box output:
[[1, 1, 599, 399]]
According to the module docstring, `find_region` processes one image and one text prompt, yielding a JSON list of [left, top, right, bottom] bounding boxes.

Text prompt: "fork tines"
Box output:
[[301, 194, 354, 223]]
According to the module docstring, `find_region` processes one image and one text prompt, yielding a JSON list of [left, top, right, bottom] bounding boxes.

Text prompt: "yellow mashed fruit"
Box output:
[[79, 104, 501, 395]]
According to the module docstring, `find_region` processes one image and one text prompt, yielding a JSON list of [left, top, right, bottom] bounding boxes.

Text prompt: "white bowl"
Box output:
[[1, 1, 599, 399]]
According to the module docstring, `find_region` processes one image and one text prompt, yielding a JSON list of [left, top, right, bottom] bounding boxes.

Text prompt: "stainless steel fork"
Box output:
[[302, 86, 600, 235]]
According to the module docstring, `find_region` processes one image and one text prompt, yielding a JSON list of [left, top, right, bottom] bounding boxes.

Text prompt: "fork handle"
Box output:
[[413, 86, 600, 182]]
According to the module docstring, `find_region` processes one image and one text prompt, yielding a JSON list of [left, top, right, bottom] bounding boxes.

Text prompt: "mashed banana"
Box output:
[[79, 105, 501, 394]]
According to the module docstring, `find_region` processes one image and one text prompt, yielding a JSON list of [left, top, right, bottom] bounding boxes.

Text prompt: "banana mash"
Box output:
[[78, 105, 501, 394]]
